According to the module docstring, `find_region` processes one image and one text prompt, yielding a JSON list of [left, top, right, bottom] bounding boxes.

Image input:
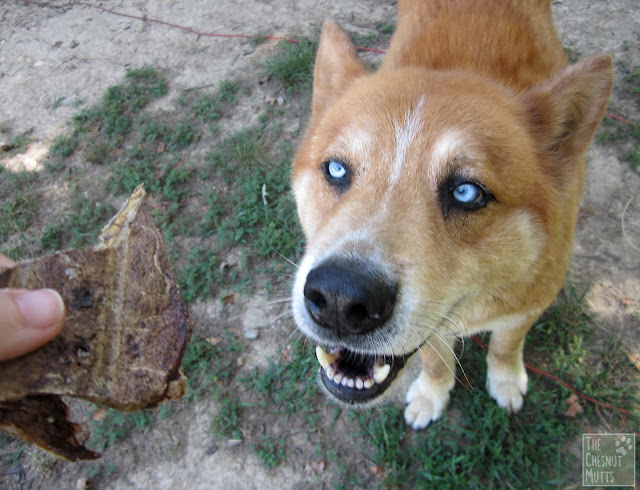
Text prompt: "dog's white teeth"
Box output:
[[325, 365, 335, 380], [316, 345, 339, 370], [373, 362, 391, 384], [318, 347, 390, 390]]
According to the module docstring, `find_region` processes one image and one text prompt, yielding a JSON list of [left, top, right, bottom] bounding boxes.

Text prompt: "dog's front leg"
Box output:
[[404, 335, 456, 430], [486, 319, 535, 413]]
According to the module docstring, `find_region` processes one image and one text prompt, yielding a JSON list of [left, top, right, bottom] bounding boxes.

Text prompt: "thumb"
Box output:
[[0, 289, 66, 361]]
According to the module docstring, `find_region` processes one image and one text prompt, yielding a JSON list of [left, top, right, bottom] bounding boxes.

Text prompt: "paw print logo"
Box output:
[[615, 435, 633, 456]]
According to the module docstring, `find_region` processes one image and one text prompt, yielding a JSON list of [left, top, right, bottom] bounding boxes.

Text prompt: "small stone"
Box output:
[[244, 329, 259, 340], [227, 439, 242, 447], [205, 444, 218, 455], [276, 96, 285, 105], [236, 356, 246, 367]]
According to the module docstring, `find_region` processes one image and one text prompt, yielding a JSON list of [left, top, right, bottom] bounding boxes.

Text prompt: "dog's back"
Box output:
[[383, 0, 567, 90]]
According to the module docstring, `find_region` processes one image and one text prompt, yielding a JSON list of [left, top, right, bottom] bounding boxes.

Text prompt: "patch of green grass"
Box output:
[[197, 190, 224, 238], [40, 223, 66, 251], [42, 66, 168, 175], [625, 148, 640, 173], [180, 125, 303, 302], [88, 408, 154, 452], [51, 95, 65, 111], [68, 199, 116, 248], [0, 432, 12, 446], [86, 463, 119, 481], [166, 119, 200, 150], [108, 146, 192, 202], [233, 339, 320, 469], [376, 21, 396, 35], [250, 34, 268, 46], [191, 94, 222, 122], [85, 139, 111, 164], [181, 333, 244, 401], [244, 339, 318, 420], [596, 64, 640, 174], [181, 338, 223, 400], [264, 38, 317, 92], [178, 247, 221, 303], [596, 118, 640, 145], [5, 132, 32, 155], [564, 46, 582, 63], [0, 187, 40, 243], [347, 357, 578, 487], [218, 80, 239, 104], [205, 130, 303, 258], [48, 134, 76, 159], [251, 434, 286, 469], [182, 334, 247, 440], [213, 396, 243, 439], [182, 79, 240, 124], [137, 115, 169, 142], [73, 66, 167, 139], [530, 283, 640, 425], [353, 32, 379, 48], [35, 198, 115, 252], [529, 283, 593, 349]]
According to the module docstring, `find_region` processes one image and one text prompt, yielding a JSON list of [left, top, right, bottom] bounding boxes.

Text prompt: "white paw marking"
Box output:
[[404, 371, 454, 430], [486, 361, 528, 413]]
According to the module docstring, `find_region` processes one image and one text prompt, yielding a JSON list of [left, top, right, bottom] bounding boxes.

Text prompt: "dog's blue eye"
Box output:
[[328, 161, 347, 179], [323, 159, 351, 193], [453, 183, 482, 204], [442, 178, 492, 216]]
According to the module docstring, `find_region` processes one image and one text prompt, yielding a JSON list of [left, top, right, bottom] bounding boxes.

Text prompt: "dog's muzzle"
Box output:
[[301, 257, 415, 404]]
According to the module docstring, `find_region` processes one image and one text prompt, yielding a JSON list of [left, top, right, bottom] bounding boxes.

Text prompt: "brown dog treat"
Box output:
[[0, 185, 192, 460], [0, 396, 100, 461]]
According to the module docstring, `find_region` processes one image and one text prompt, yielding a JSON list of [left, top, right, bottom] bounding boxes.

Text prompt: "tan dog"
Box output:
[[291, 0, 613, 429]]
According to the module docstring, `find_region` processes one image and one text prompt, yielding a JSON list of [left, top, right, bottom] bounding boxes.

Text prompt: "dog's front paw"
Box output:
[[486, 362, 528, 413], [404, 372, 454, 430]]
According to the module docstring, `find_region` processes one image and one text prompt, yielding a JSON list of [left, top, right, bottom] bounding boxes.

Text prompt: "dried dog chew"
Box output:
[[0, 185, 192, 461]]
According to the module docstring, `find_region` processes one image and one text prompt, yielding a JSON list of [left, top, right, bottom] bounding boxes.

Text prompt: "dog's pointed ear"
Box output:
[[312, 20, 369, 118], [519, 54, 613, 162]]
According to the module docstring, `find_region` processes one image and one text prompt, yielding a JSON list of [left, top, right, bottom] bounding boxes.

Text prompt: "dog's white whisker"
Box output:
[[264, 297, 294, 306], [274, 251, 299, 269], [270, 309, 294, 324], [421, 338, 472, 392], [431, 330, 473, 391]]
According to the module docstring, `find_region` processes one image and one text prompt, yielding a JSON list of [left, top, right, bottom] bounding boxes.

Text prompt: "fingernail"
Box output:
[[15, 289, 65, 330]]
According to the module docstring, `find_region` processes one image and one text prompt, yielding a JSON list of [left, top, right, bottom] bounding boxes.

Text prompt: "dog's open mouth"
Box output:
[[315, 345, 418, 404]]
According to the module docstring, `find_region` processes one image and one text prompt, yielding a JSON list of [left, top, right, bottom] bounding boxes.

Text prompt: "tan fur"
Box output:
[[292, 0, 613, 429]]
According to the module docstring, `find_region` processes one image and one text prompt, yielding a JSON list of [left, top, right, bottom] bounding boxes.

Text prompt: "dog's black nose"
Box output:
[[303, 259, 397, 336]]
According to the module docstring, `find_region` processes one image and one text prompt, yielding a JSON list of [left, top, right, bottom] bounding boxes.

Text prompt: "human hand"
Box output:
[[0, 254, 65, 361]]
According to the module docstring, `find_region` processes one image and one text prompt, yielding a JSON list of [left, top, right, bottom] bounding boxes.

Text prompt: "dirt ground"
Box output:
[[1, 0, 639, 488]]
